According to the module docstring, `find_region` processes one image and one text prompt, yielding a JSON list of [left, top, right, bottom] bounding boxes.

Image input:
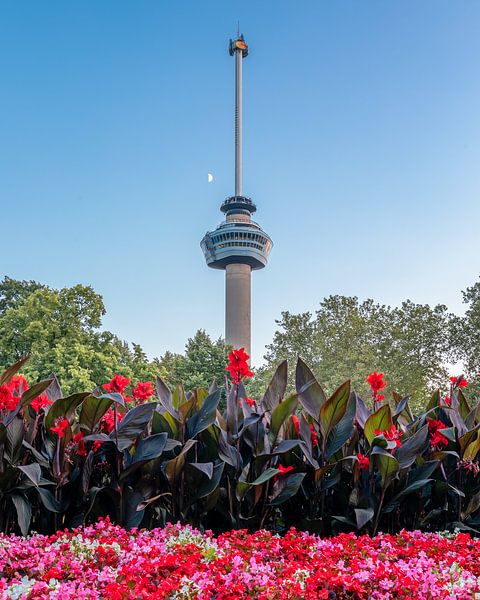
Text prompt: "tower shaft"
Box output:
[[225, 263, 251, 354], [235, 48, 243, 196]]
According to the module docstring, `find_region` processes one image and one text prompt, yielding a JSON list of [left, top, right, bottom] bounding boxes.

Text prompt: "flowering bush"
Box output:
[[0, 353, 479, 538], [1, 519, 480, 598]]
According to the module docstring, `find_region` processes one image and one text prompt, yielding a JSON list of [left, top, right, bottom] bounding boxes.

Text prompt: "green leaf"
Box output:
[[18, 463, 41, 486], [319, 381, 350, 439], [364, 405, 392, 445], [383, 479, 434, 512], [79, 396, 112, 433], [270, 473, 305, 505], [261, 360, 288, 412], [120, 433, 168, 480], [426, 390, 440, 411], [325, 393, 356, 459], [270, 394, 298, 443], [163, 439, 197, 486], [45, 392, 90, 432], [186, 389, 220, 438], [11, 494, 31, 535], [37, 488, 62, 513], [462, 490, 480, 519], [354, 507, 374, 529], [113, 402, 157, 451], [463, 431, 480, 461], [375, 452, 399, 486], [191, 462, 224, 501], [252, 467, 280, 485], [295, 358, 326, 421], [395, 425, 428, 468], [155, 377, 179, 420], [0, 356, 30, 385]]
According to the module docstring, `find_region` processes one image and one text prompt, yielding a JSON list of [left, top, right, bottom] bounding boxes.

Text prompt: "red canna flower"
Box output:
[[103, 374, 131, 395], [366, 372, 387, 398], [226, 348, 254, 385], [9, 375, 28, 395], [93, 440, 103, 453], [73, 432, 87, 457], [244, 396, 255, 408], [0, 385, 18, 412], [374, 425, 402, 447], [356, 453, 370, 470], [132, 381, 155, 402], [376, 394, 385, 402], [31, 392, 53, 413], [100, 409, 125, 433], [444, 396, 451, 406], [274, 464, 294, 481], [50, 418, 69, 438], [309, 423, 319, 447], [450, 376, 468, 388], [291, 415, 300, 435], [427, 419, 449, 449]]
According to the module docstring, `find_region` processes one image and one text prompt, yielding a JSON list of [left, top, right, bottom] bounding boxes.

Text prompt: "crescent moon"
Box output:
[[207, 173, 214, 183]]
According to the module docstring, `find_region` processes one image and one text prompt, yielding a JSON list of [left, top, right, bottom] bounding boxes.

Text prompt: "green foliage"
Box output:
[[251, 295, 452, 412], [156, 330, 230, 391], [1, 356, 480, 538], [451, 277, 480, 396], [0, 277, 163, 393]]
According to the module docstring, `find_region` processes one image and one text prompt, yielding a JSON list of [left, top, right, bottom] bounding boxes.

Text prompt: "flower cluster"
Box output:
[[366, 371, 387, 403], [0, 374, 28, 412], [226, 348, 253, 384], [428, 418, 449, 449], [1, 520, 480, 599]]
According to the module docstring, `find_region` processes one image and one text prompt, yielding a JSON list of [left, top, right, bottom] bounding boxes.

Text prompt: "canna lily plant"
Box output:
[[0, 352, 479, 537]]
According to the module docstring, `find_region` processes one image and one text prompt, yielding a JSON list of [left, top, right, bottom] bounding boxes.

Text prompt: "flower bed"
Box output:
[[1, 520, 479, 599]]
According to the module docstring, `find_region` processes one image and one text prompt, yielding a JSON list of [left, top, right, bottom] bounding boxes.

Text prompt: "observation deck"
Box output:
[[201, 217, 272, 270]]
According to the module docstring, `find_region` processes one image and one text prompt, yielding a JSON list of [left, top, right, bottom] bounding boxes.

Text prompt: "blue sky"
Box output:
[[1, 1, 479, 364]]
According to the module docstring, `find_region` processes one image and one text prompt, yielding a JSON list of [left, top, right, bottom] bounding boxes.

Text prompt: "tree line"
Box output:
[[1, 276, 479, 409]]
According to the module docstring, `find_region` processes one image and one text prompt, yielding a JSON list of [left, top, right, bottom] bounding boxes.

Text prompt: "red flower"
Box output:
[[226, 348, 254, 385], [50, 418, 69, 438], [93, 440, 103, 453], [9, 375, 28, 395], [291, 415, 300, 435], [132, 381, 154, 402], [274, 464, 294, 481], [366, 372, 387, 398], [31, 392, 52, 413], [356, 453, 370, 470], [309, 423, 318, 447], [101, 408, 125, 433], [0, 385, 18, 412], [374, 425, 402, 447], [444, 396, 451, 406], [450, 376, 468, 388], [73, 432, 87, 457], [244, 396, 255, 408], [103, 374, 131, 394], [376, 394, 385, 402], [427, 419, 449, 449]]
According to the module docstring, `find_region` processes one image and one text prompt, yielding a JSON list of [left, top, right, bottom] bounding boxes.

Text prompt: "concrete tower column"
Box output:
[[225, 263, 251, 356]]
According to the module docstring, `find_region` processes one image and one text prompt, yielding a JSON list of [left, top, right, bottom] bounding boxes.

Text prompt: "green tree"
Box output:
[[0, 277, 161, 393], [251, 295, 451, 412], [157, 330, 230, 391], [451, 278, 480, 395]]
